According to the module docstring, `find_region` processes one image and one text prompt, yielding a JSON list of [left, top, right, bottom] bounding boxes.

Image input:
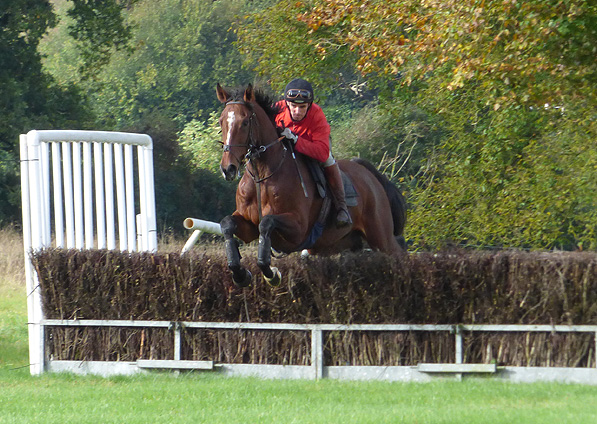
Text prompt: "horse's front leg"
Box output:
[[257, 215, 285, 286], [220, 215, 256, 287]]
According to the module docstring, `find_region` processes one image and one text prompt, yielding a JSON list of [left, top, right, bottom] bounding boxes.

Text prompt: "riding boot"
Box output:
[[324, 163, 352, 228]]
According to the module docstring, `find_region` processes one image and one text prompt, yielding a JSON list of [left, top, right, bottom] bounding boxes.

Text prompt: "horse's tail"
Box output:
[[351, 158, 407, 244]]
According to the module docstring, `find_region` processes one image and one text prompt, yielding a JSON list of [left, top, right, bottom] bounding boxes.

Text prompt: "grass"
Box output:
[[0, 226, 28, 372], [1, 371, 597, 423], [1, 227, 597, 423]]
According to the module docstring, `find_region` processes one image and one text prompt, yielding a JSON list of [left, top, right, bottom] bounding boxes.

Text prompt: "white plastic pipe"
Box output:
[[40, 142, 51, 246], [51, 142, 64, 248], [181, 230, 203, 255], [137, 146, 147, 251], [29, 129, 152, 147], [62, 142, 75, 249], [114, 143, 128, 251], [143, 145, 158, 251], [181, 218, 222, 255], [183, 218, 223, 234], [21, 133, 45, 375], [26, 133, 42, 250], [138, 145, 157, 252], [73, 142, 84, 249], [94, 143, 106, 249], [104, 144, 116, 250], [124, 144, 136, 251], [83, 142, 94, 249]]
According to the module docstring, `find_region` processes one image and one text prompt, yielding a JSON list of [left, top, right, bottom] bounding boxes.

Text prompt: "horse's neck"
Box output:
[[253, 113, 287, 173], [252, 136, 286, 173]]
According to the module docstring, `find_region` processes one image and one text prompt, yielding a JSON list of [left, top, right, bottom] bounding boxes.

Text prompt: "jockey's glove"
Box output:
[[281, 128, 298, 144]]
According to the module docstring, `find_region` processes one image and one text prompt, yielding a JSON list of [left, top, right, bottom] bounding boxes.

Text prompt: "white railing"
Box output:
[[20, 130, 157, 375], [41, 320, 597, 383]]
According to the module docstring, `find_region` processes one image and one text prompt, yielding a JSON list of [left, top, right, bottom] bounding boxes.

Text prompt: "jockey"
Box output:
[[275, 78, 352, 228]]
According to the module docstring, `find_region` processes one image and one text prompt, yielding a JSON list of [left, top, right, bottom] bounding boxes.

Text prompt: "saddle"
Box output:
[[304, 157, 358, 206]]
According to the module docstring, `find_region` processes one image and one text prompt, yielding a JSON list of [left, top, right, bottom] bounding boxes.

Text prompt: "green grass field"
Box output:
[[2, 229, 597, 423]]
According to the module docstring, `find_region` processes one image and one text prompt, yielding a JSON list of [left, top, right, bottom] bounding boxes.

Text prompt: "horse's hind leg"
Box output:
[[220, 215, 253, 287], [362, 215, 402, 254]]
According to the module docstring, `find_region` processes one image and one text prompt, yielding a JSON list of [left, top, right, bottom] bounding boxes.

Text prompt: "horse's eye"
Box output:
[[242, 120, 249, 127]]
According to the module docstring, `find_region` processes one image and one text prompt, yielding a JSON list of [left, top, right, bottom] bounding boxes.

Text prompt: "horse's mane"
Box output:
[[227, 86, 282, 122]]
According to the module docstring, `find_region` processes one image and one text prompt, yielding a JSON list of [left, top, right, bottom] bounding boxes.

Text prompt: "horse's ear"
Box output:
[[216, 83, 229, 104], [244, 84, 255, 103]]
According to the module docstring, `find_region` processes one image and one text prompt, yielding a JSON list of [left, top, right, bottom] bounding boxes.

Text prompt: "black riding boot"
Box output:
[[324, 163, 352, 228]]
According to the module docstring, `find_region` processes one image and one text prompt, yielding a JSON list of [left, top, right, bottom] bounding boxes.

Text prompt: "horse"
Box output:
[[216, 83, 406, 287]]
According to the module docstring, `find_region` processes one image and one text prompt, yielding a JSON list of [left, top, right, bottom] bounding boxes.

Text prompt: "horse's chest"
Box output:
[[265, 185, 285, 209]]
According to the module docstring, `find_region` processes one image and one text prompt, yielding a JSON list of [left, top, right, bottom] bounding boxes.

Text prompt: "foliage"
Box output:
[[293, 0, 597, 108], [63, 0, 253, 128], [408, 94, 597, 249], [178, 112, 223, 174], [66, 0, 139, 78], [330, 95, 442, 183], [235, 0, 364, 96], [237, 0, 597, 250]]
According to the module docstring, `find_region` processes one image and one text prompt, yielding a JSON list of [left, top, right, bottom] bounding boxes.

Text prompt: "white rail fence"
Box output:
[[20, 130, 157, 375], [41, 320, 597, 384]]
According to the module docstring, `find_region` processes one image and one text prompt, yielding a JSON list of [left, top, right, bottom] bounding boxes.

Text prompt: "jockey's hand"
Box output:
[[281, 128, 298, 144]]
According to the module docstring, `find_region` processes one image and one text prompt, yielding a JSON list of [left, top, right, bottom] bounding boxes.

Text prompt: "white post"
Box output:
[[73, 142, 84, 249], [83, 142, 94, 249], [114, 143, 128, 251], [125, 145, 136, 251], [104, 144, 116, 250], [94, 143, 106, 249], [143, 144, 158, 252], [311, 329, 324, 380], [51, 143, 64, 248], [40, 142, 51, 246], [454, 326, 463, 381], [62, 142, 75, 249], [22, 132, 45, 375]]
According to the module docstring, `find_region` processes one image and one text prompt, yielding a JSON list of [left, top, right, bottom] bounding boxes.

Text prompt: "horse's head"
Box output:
[[216, 84, 258, 181]]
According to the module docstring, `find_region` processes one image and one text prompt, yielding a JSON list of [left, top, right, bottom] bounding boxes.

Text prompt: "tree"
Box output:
[[43, 0, 254, 128], [0, 0, 131, 223], [294, 0, 596, 107]]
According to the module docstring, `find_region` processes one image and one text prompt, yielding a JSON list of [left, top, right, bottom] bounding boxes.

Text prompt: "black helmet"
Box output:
[[284, 78, 314, 104]]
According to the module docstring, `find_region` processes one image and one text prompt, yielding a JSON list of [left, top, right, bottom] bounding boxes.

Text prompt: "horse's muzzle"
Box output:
[[221, 164, 238, 181]]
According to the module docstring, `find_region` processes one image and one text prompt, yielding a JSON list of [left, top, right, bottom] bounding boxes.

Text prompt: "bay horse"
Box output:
[[216, 84, 406, 286]]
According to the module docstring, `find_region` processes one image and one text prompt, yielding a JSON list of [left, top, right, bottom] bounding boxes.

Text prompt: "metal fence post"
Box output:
[[311, 328, 323, 380], [454, 325, 463, 381]]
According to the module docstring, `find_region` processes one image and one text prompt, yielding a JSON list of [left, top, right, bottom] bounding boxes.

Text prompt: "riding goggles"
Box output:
[[285, 89, 313, 102]]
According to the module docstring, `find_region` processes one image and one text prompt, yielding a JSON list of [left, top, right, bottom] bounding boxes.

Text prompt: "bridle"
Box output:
[[220, 100, 290, 222], [219, 100, 287, 183]]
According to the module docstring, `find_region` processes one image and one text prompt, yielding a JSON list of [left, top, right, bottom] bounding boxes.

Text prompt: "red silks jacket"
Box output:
[[275, 101, 331, 163]]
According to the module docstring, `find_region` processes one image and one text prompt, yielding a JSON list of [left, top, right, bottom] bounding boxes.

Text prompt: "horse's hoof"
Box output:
[[233, 269, 252, 288], [300, 249, 310, 259], [264, 267, 281, 287]]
